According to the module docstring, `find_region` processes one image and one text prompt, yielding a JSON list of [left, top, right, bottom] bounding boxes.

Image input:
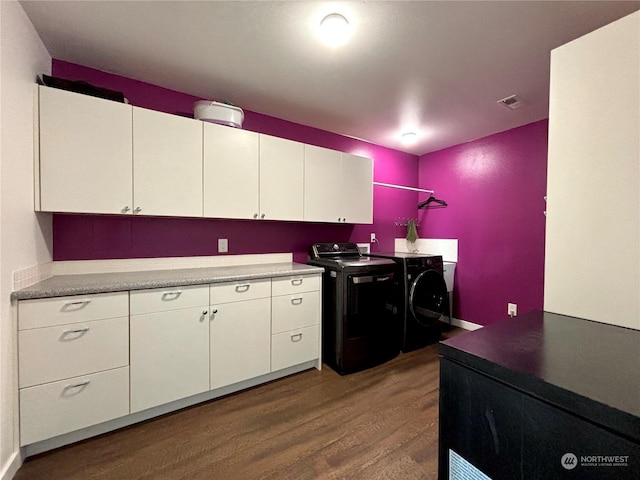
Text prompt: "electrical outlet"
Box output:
[[218, 238, 228, 253], [508, 303, 517, 317], [370, 232, 376, 243]]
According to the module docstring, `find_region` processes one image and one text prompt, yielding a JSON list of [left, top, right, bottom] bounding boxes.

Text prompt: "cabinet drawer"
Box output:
[[271, 274, 320, 296], [271, 325, 319, 372], [271, 291, 320, 334], [19, 316, 129, 388], [210, 278, 271, 304], [20, 367, 129, 446], [130, 284, 209, 315], [18, 292, 128, 330]]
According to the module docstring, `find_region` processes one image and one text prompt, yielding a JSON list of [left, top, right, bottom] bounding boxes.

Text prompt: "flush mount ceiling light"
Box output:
[[319, 13, 351, 47], [401, 132, 418, 145]]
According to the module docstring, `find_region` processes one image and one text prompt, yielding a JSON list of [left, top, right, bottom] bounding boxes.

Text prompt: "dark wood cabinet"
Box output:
[[439, 311, 640, 480]]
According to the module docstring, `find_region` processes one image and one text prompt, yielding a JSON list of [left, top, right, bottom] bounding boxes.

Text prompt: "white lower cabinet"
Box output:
[[130, 286, 210, 413], [270, 275, 321, 371], [19, 316, 129, 388], [17, 292, 131, 446], [271, 325, 320, 372], [17, 272, 322, 448], [20, 367, 129, 445], [209, 297, 271, 389]]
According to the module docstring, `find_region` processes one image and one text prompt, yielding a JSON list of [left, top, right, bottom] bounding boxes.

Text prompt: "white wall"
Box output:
[[544, 11, 640, 329], [0, 2, 52, 477]]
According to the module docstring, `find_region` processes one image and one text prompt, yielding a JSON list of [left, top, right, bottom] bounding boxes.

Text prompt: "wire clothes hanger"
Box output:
[[418, 194, 448, 209]]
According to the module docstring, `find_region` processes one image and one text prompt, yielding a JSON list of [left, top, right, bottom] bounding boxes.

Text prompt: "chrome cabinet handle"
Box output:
[[61, 300, 91, 312], [161, 291, 182, 300], [291, 333, 303, 342], [291, 297, 303, 305], [337, 217, 340, 222], [134, 207, 142, 214], [62, 381, 90, 396], [261, 213, 265, 219], [60, 328, 90, 341], [291, 279, 303, 286], [211, 309, 218, 314], [235, 284, 250, 293], [202, 310, 208, 315], [122, 206, 130, 213], [253, 213, 258, 219]]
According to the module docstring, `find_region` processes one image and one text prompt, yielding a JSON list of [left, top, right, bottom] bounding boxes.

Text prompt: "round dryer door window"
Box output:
[[409, 269, 448, 326]]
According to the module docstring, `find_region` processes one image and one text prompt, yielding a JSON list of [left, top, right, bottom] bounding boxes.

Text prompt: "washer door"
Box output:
[[409, 269, 448, 326]]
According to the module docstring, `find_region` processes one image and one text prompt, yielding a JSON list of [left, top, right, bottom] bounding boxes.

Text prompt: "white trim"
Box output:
[[12, 254, 294, 290], [51, 253, 292, 275], [394, 238, 458, 262], [441, 317, 483, 331], [373, 182, 434, 194], [0, 450, 22, 480]]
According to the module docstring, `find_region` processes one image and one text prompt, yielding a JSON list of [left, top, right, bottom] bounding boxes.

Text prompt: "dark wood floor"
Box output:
[[15, 329, 464, 480]]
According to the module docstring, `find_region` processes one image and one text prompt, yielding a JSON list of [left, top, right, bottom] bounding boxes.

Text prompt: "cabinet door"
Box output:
[[544, 12, 640, 329], [130, 306, 209, 413], [303, 144, 343, 222], [259, 134, 304, 221], [20, 367, 129, 446], [209, 298, 271, 390], [204, 123, 259, 219], [132, 107, 203, 217], [39, 86, 133, 214], [342, 153, 373, 224]]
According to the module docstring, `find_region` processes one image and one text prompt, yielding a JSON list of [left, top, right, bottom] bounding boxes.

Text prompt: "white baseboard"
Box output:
[[440, 317, 483, 331], [0, 450, 22, 480]]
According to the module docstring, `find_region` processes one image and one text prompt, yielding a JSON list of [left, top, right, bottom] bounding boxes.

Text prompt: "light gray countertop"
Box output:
[[12, 262, 324, 300]]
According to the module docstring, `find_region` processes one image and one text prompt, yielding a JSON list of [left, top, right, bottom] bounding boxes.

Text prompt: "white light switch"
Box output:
[[218, 238, 228, 253]]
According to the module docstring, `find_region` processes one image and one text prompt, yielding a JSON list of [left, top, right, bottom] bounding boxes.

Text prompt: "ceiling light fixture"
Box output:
[[401, 132, 418, 145], [320, 13, 350, 47]]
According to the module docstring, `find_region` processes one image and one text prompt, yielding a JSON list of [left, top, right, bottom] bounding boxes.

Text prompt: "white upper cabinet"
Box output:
[[259, 134, 304, 221], [304, 145, 373, 224], [203, 122, 259, 219], [304, 145, 342, 223], [36, 86, 373, 223], [342, 152, 373, 224], [132, 107, 203, 217], [203, 128, 303, 221], [39, 85, 133, 214]]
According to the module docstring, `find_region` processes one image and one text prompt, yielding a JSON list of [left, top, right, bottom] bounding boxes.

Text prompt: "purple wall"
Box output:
[[51, 60, 419, 263], [418, 120, 548, 326]]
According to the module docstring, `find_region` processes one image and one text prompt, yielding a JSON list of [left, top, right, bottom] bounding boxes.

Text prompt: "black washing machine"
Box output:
[[367, 252, 448, 352], [308, 243, 401, 374]]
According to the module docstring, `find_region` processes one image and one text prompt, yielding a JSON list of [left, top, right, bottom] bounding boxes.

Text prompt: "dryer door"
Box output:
[[409, 269, 448, 326]]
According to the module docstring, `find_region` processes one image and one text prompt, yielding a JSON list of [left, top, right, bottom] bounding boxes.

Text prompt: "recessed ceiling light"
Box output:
[[319, 13, 350, 47], [401, 132, 418, 145]]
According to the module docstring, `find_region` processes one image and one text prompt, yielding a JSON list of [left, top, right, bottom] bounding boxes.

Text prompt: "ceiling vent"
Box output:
[[498, 94, 525, 110]]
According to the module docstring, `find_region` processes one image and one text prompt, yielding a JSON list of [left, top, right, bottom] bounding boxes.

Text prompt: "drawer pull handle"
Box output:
[[161, 291, 182, 300], [62, 381, 90, 396], [61, 300, 91, 311], [291, 333, 303, 342], [291, 279, 303, 286], [60, 328, 90, 340], [291, 297, 303, 305], [235, 284, 250, 293]]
